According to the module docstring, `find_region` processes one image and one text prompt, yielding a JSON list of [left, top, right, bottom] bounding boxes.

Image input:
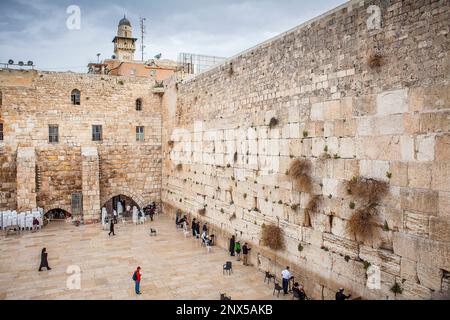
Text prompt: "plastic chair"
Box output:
[[273, 282, 283, 297], [223, 261, 233, 275]]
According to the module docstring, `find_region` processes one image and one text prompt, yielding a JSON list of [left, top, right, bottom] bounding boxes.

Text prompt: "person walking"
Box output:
[[235, 241, 242, 261], [242, 243, 251, 266], [39, 248, 52, 271], [281, 266, 292, 295], [229, 235, 236, 257], [202, 222, 208, 234], [108, 219, 115, 236], [132, 267, 142, 295], [149, 206, 155, 221]]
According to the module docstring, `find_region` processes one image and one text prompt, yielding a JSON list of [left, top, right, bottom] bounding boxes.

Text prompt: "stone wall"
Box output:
[[0, 69, 162, 221], [162, 0, 450, 300]]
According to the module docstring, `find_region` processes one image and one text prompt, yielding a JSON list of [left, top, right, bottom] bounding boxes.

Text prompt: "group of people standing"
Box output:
[[175, 211, 214, 247], [229, 235, 251, 266]]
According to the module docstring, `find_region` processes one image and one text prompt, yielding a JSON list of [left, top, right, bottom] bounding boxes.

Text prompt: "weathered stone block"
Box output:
[[377, 89, 409, 116], [400, 189, 438, 215], [429, 216, 450, 242]]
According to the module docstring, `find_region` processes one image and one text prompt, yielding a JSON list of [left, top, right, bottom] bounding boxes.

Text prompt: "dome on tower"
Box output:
[[119, 15, 131, 27]]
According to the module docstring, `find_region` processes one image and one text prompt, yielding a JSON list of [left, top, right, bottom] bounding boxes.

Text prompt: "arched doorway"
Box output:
[[102, 194, 140, 219], [45, 209, 72, 221]]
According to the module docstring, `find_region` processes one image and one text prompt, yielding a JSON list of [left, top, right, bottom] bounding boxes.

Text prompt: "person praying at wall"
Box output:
[[235, 241, 242, 261], [242, 243, 251, 266], [202, 222, 208, 234], [336, 288, 352, 301], [229, 235, 236, 257], [191, 218, 198, 238], [38, 248, 52, 272], [281, 266, 293, 295]]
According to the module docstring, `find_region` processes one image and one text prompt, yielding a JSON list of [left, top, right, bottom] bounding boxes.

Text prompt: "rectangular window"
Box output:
[[136, 126, 144, 142], [130, 69, 136, 76], [48, 125, 59, 143], [0, 123, 3, 141], [92, 125, 103, 141]]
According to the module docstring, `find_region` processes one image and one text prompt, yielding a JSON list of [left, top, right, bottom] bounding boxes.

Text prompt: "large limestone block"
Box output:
[[359, 160, 390, 181], [438, 192, 450, 218], [399, 282, 432, 300], [311, 213, 331, 233], [429, 216, 450, 242], [373, 115, 405, 135], [377, 89, 409, 116], [311, 102, 324, 121], [359, 246, 401, 276], [435, 134, 450, 161], [400, 136, 415, 161], [432, 163, 450, 192], [357, 136, 401, 161], [339, 138, 355, 159], [323, 233, 359, 259], [415, 135, 435, 162], [400, 258, 418, 283], [323, 100, 341, 121], [331, 256, 367, 286], [302, 227, 323, 246], [389, 162, 408, 187], [417, 263, 444, 291], [400, 189, 438, 215], [404, 212, 429, 237], [393, 232, 450, 270], [407, 162, 432, 189]]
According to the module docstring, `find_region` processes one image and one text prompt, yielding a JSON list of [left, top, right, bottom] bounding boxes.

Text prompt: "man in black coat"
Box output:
[[39, 248, 52, 271], [336, 288, 351, 300]]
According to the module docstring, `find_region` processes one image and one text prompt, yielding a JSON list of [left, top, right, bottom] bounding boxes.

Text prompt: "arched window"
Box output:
[[71, 89, 81, 105], [136, 98, 142, 111]]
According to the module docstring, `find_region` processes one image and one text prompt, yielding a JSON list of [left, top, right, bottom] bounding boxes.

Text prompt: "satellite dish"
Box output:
[[27, 61, 33, 66], [18, 61, 24, 66], [8, 59, 14, 65], [154, 53, 162, 60]]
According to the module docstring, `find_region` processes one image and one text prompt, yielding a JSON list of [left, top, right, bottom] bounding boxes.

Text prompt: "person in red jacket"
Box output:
[[133, 267, 142, 295]]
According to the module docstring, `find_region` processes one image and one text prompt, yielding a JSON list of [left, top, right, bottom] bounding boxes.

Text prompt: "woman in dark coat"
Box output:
[[229, 235, 236, 256], [39, 248, 51, 271]]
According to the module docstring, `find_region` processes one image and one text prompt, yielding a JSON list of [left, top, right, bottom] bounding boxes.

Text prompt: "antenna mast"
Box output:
[[140, 17, 147, 61]]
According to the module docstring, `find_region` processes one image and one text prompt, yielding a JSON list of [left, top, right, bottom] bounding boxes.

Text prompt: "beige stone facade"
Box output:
[[160, 0, 450, 300], [0, 70, 163, 222]]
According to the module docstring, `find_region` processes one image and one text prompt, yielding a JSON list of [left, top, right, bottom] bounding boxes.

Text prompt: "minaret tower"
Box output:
[[112, 15, 137, 61]]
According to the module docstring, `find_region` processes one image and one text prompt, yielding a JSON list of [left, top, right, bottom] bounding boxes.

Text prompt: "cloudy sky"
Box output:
[[0, 0, 347, 72]]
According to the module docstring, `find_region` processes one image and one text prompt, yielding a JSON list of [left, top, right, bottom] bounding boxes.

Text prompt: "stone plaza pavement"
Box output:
[[0, 215, 292, 300]]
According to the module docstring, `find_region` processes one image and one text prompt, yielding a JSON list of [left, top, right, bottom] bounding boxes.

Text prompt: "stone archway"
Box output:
[[45, 208, 72, 220], [100, 188, 146, 210]]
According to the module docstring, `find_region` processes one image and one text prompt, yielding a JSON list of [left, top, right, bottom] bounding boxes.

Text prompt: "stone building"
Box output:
[[0, 69, 163, 223], [88, 16, 178, 80], [0, 0, 449, 300]]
